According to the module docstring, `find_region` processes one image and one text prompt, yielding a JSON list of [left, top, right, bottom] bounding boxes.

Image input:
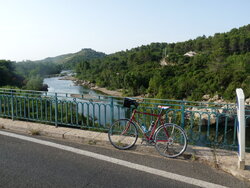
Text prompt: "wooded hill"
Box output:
[[36, 48, 106, 69], [75, 24, 250, 101], [0, 48, 105, 90]]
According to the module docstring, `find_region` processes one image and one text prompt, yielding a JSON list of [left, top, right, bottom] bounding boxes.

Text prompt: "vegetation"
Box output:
[[0, 60, 24, 87], [1, 25, 250, 101], [75, 24, 250, 101], [36, 48, 106, 69], [15, 60, 61, 90], [0, 48, 105, 91], [0, 60, 61, 91]]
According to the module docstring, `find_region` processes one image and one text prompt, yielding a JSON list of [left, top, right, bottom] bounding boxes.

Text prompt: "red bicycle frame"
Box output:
[[129, 108, 169, 141]]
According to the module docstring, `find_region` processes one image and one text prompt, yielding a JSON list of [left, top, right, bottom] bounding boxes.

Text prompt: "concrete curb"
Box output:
[[0, 118, 250, 182]]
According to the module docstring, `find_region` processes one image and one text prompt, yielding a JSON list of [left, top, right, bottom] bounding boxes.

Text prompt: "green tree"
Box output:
[[25, 76, 45, 91]]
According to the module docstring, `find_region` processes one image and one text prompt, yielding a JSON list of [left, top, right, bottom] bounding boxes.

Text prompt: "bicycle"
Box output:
[[108, 98, 188, 158]]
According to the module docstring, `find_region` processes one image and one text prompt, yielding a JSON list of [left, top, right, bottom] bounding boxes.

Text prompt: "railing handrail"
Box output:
[[0, 88, 239, 107], [0, 87, 249, 150]]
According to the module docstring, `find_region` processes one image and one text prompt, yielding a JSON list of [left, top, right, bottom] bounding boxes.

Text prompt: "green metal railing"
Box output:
[[0, 88, 249, 150]]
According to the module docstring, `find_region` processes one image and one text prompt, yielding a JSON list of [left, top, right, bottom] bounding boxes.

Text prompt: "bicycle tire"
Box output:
[[108, 119, 138, 150], [154, 123, 187, 158]]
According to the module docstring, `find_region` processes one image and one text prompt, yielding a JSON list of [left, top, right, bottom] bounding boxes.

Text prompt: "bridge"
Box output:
[[0, 88, 249, 150]]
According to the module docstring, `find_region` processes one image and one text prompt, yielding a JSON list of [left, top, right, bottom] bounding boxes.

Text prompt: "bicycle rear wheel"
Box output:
[[108, 119, 138, 150], [154, 123, 187, 158]]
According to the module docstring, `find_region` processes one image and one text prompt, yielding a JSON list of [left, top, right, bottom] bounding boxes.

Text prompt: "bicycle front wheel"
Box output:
[[108, 119, 138, 150], [154, 124, 187, 158]]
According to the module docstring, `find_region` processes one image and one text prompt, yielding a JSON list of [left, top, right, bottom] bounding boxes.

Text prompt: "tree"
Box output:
[[0, 60, 23, 87], [25, 76, 45, 91]]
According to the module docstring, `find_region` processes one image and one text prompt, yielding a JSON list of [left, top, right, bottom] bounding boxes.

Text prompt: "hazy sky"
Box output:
[[0, 0, 249, 61]]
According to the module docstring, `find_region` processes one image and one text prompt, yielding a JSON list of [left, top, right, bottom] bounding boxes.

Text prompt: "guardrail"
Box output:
[[0, 88, 249, 150]]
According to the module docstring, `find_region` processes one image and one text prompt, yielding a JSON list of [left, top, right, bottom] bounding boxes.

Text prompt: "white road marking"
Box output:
[[0, 130, 228, 188]]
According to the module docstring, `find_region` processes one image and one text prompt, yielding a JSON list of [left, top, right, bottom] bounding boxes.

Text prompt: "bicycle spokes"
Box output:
[[108, 119, 138, 150], [155, 124, 187, 158]]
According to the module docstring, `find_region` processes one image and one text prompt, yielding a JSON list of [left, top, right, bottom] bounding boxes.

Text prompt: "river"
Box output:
[[43, 75, 99, 97], [43, 73, 126, 126]]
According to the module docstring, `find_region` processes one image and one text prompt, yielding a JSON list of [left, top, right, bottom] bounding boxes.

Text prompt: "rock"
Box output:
[[211, 94, 219, 101], [186, 101, 234, 125], [246, 98, 250, 105], [202, 95, 210, 100]]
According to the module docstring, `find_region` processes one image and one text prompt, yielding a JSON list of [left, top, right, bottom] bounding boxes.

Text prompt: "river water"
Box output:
[[43, 76, 99, 97], [43, 74, 125, 126]]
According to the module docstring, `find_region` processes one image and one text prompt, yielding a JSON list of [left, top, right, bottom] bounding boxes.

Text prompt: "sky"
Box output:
[[0, 0, 249, 62]]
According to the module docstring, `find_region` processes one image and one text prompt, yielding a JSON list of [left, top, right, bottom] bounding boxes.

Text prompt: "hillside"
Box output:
[[75, 24, 250, 101], [37, 48, 106, 69], [0, 48, 106, 91]]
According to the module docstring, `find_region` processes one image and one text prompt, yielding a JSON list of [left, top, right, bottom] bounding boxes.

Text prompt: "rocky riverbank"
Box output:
[[60, 76, 123, 97], [60, 76, 250, 105]]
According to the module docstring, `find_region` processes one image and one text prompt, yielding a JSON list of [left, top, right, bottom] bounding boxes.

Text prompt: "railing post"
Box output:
[[110, 97, 114, 125], [236, 88, 245, 170], [11, 90, 14, 121], [55, 93, 58, 127], [181, 101, 185, 128]]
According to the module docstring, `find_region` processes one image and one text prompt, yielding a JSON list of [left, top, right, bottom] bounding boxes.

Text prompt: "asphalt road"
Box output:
[[0, 130, 249, 188]]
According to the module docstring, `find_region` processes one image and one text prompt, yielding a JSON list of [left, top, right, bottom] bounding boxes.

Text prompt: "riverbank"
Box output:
[[60, 76, 123, 97]]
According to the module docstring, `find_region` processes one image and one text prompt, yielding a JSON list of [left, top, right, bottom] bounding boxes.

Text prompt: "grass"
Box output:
[[190, 153, 199, 161], [29, 129, 41, 136], [88, 140, 97, 145], [116, 140, 128, 147], [212, 145, 220, 169]]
